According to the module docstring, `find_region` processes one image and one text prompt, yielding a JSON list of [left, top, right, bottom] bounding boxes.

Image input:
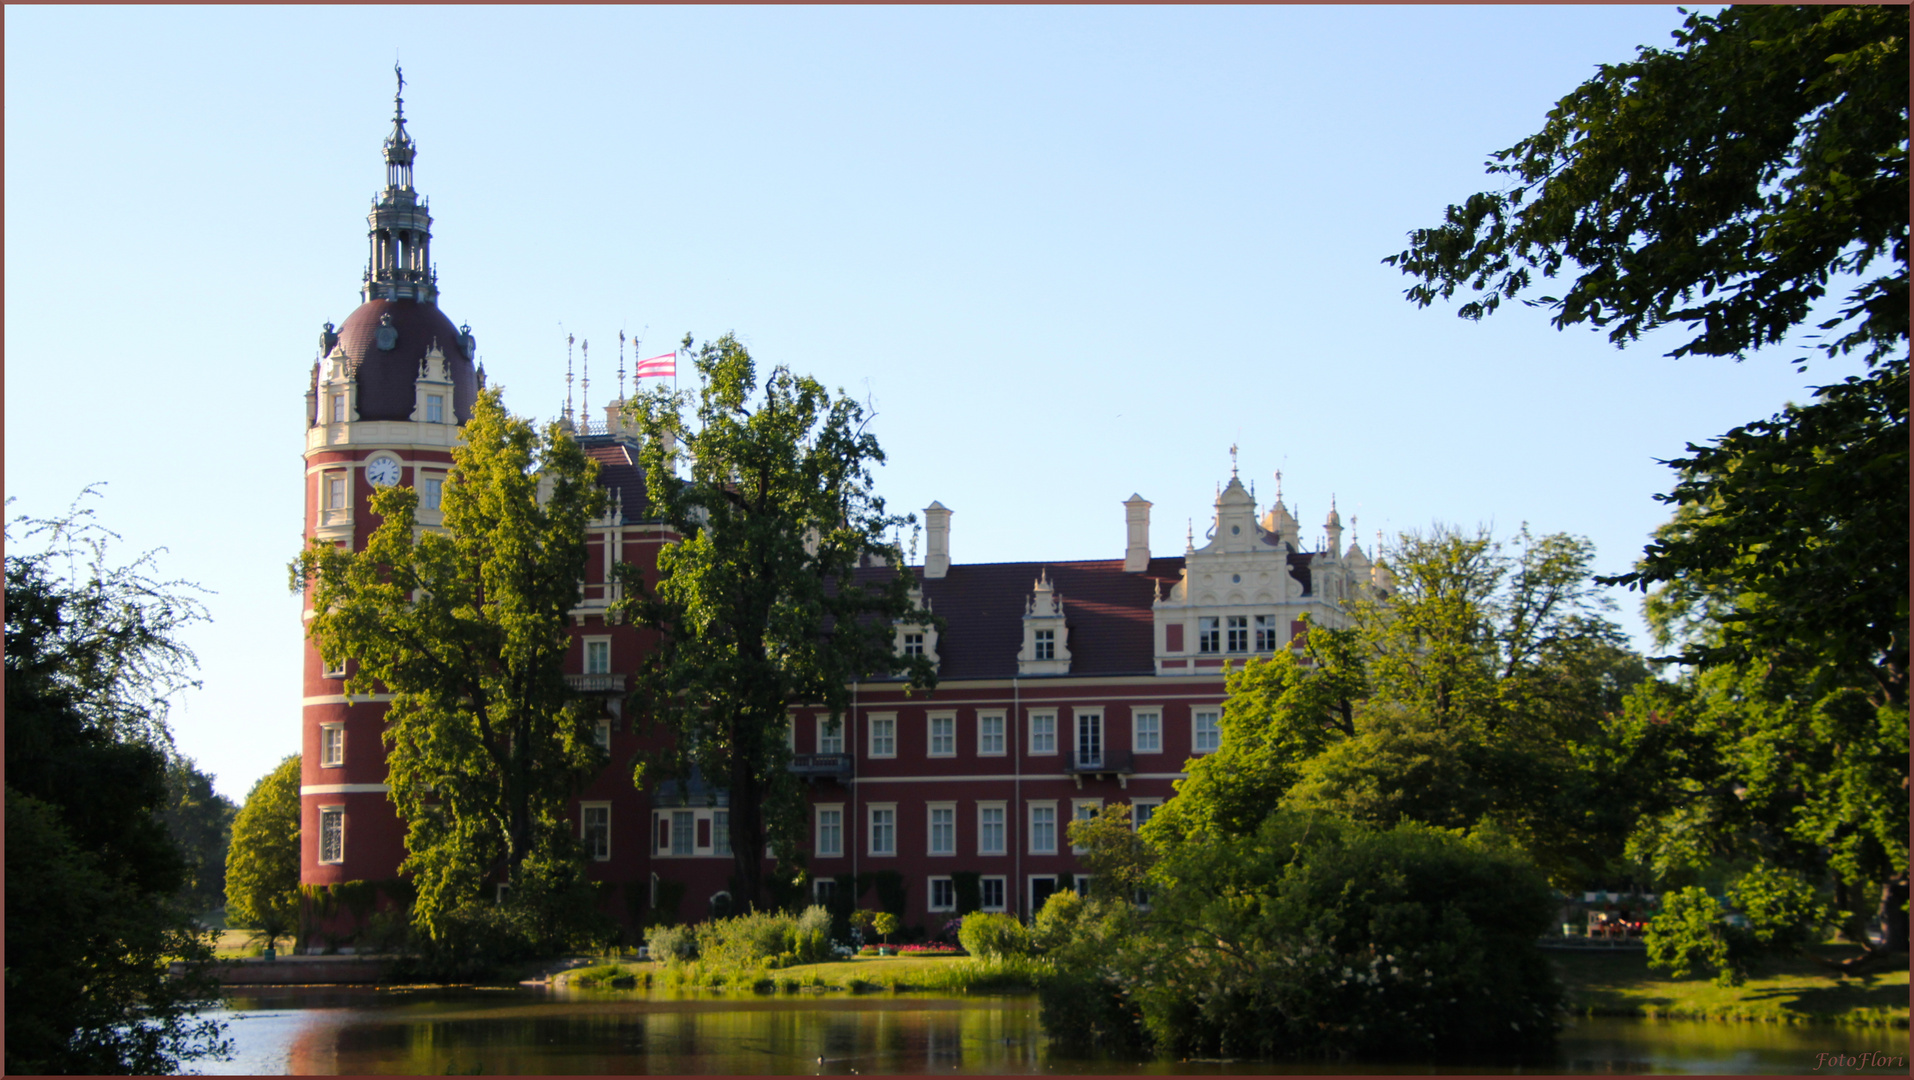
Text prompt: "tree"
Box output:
[[614, 334, 937, 912], [1386, 5, 1906, 370], [224, 755, 303, 949], [293, 387, 608, 943], [160, 756, 238, 916], [4, 494, 228, 1073]]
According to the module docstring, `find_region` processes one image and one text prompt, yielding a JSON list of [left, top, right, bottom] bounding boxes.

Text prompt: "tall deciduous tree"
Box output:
[[224, 755, 303, 948], [293, 388, 607, 941], [615, 334, 937, 912], [4, 494, 228, 1074], [161, 756, 239, 916]]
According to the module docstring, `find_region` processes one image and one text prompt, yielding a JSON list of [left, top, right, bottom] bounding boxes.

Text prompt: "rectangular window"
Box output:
[[319, 807, 344, 863], [320, 724, 345, 767], [1194, 709, 1222, 754], [1073, 874, 1093, 897], [980, 876, 1006, 912], [1072, 799, 1102, 854], [869, 714, 896, 758], [330, 394, 346, 423], [978, 803, 1006, 855], [903, 632, 924, 657], [814, 879, 838, 905], [426, 394, 444, 423], [1034, 628, 1055, 660], [1030, 711, 1056, 755], [592, 719, 611, 751], [818, 715, 844, 755], [869, 805, 896, 856], [978, 713, 1005, 756], [584, 638, 611, 674], [1030, 803, 1056, 854], [929, 877, 956, 912], [713, 810, 731, 857], [422, 476, 443, 510], [816, 806, 843, 857], [1075, 711, 1102, 768], [1254, 614, 1277, 652], [1198, 617, 1220, 654], [928, 714, 955, 757], [1132, 799, 1162, 831], [671, 810, 693, 855], [582, 803, 610, 860], [327, 475, 346, 510], [1226, 615, 1248, 652], [928, 804, 955, 855], [1133, 710, 1161, 753]]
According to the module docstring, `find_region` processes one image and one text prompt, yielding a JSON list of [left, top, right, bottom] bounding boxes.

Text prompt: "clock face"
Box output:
[[366, 456, 402, 487]]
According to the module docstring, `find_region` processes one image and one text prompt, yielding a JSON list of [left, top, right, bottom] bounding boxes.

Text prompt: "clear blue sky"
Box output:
[[5, 5, 1861, 802]]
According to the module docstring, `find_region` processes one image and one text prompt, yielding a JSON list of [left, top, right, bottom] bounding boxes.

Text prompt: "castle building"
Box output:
[[299, 83, 1389, 941]]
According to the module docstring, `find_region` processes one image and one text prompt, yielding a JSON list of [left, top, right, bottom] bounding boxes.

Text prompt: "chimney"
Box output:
[[923, 501, 951, 579], [1123, 494, 1152, 572]]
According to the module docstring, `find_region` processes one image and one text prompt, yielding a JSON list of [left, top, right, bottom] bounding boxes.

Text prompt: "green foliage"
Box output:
[[4, 495, 227, 1073], [646, 922, 699, 964], [791, 904, 834, 963], [957, 911, 1032, 960], [872, 911, 900, 944], [1643, 865, 1827, 990], [1387, 5, 1907, 369], [293, 387, 607, 943], [614, 334, 938, 910], [159, 757, 238, 915], [951, 870, 983, 915], [1111, 814, 1561, 1059], [224, 755, 302, 944]]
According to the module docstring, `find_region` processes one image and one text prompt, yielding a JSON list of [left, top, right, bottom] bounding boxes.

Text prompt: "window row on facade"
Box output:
[[792, 707, 1221, 762]]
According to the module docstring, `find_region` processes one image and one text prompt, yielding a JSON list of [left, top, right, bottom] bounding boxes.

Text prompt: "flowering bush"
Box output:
[[898, 943, 962, 955]]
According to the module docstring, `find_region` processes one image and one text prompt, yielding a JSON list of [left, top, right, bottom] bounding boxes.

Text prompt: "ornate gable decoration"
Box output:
[[1017, 571, 1071, 675]]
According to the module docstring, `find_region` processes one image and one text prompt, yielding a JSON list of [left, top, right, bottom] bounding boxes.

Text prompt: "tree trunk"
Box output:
[[728, 748, 766, 912], [1873, 873, 1908, 954]]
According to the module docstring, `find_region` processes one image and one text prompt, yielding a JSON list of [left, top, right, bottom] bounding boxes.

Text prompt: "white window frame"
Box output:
[[815, 803, 844, 858], [713, 809, 732, 857], [1132, 707, 1162, 754], [928, 876, 956, 912], [1071, 798, 1103, 854], [325, 472, 348, 511], [1193, 708, 1222, 754], [868, 803, 897, 857], [670, 809, 694, 855], [927, 801, 956, 856], [318, 805, 345, 864], [1028, 800, 1057, 855], [980, 875, 1007, 912], [320, 723, 345, 767], [868, 713, 897, 758], [592, 719, 611, 751], [902, 631, 925, 657], [1226, 614, 1249, 653], [977, 712, 1006, 756], [1028, 710, 1057, 755], [1033, 627, 1055, 660], [1131, 798, 1163, 832], [426, 393, 445, 424], [421, 474, 444, 511], [814, 878, 839, 905], [1074, 709, 1103, 769], [1198, 616, 1220, 654], [583, 636, 612, 675], [817, 714, 844, 755], [1254, 613, 1277, 652], [322, 654, 347, 679], [977, 801, 1006, 856], [927, 712, 956, 758], [581, 801, 611, 861]]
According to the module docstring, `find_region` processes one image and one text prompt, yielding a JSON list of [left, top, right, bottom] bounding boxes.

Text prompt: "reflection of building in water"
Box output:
[[298, 78, 1391, 945]]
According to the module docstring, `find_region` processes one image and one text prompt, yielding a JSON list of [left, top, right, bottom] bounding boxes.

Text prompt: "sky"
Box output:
[[5, 5, 1865, 803]]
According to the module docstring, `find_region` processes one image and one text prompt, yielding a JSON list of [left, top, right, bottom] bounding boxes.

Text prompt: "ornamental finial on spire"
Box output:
[[383, 64, 417, 188]]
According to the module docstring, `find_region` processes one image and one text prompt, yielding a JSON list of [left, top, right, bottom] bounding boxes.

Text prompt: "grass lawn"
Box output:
[[1552, 943, 1908, 1025]]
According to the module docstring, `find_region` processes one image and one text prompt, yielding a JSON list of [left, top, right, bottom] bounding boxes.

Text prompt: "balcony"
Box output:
[[1065, 751, 1135, 789], [565, 673, 627, 694], [787, 753, 853, 783]]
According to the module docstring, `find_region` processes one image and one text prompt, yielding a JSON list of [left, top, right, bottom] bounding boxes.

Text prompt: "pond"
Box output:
[[199, 985, 1910, 1075]]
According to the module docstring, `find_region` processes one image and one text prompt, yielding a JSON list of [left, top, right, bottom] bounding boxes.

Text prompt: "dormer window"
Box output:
[[330, 393, 346, 423], [426, 394, 444, 423], [903, 633, 924, 657], [1034, 629, 1055, 660]]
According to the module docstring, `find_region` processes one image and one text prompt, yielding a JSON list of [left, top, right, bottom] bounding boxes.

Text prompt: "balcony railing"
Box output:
[[565, 673, 627, 694], [1065, 751, 1135, 786], [787, 753, 853, 780]]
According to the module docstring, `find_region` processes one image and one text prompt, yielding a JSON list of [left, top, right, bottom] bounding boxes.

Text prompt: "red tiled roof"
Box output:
[[581, 438, 650, 522], [335, 299, 477, 423]]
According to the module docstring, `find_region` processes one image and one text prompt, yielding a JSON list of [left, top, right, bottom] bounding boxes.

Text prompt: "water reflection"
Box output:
[[201, 986, 1909, 1075]]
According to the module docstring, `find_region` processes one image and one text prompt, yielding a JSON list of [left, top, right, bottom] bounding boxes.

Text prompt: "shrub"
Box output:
[[789, 904, 833, 964], [957, 911, 1031, 959], [646, 922, 698, 964]]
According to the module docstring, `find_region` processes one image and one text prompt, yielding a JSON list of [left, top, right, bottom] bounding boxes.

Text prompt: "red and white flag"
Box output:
[[634, 352, 676, 379]]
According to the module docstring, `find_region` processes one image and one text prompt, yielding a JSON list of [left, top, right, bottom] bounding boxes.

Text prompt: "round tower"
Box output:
[[300, 71, 477, 910]]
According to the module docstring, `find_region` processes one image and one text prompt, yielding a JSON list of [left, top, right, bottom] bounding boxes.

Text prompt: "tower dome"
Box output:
[[328, 66, 478, 423]]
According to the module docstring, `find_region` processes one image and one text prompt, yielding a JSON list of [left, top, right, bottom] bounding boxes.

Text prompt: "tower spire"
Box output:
[[581, 338, 590, 429], [362, 67, 436, 304], [618, 331, 627, 403], [565, 332, 575, 422]]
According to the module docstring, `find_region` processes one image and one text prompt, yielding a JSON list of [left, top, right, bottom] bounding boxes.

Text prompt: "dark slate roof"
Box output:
[[335, 299, 477, 423], [883, 557, 1186, 680], [580, 437, 651, 522]]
